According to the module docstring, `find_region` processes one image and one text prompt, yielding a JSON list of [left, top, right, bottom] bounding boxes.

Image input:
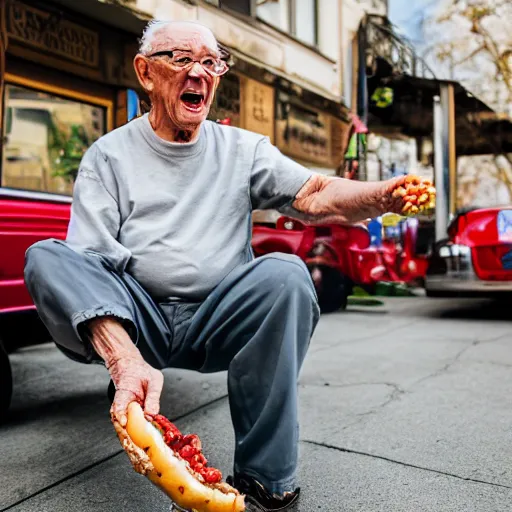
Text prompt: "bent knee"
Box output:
[[26, 238, 65, 261], [24, 239, 72, 282], [256, 253, 316, 295]]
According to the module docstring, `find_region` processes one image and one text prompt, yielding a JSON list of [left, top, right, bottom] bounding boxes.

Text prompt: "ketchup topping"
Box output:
[[152, 415, 222, 484]]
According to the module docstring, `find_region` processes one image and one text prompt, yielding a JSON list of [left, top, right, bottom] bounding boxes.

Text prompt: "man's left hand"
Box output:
[[292, 174, 409, 225]]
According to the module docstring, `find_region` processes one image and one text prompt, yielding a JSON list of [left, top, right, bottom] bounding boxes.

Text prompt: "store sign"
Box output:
[[6, 0, 99, 68], [276, 99, 332, 166], [241, 77, 274, 142]]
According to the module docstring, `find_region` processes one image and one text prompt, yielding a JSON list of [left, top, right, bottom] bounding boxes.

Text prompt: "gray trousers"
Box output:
[[24, 239, 320, 493]]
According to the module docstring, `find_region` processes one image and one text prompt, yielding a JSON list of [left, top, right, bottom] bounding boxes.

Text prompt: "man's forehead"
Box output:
[[152, 23, 218, 53]]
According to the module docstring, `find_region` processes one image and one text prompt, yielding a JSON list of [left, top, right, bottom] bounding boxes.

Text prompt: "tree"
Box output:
[[416, 0, 512, 209], [422, 0, 511, 115]]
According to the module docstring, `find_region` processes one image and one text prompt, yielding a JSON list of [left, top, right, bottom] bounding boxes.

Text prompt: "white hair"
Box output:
[[138, 20, 217, 55]]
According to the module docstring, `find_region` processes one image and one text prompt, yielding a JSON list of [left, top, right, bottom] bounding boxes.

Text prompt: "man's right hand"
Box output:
[[87, 316, 164, 427], [108, 355, 164, 427]]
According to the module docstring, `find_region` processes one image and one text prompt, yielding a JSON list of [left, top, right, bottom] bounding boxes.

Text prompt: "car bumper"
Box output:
[[425, 242, 512, 295]]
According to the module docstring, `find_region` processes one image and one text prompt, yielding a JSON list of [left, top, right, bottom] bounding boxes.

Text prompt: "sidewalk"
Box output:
[[1, 297, 511, 511]]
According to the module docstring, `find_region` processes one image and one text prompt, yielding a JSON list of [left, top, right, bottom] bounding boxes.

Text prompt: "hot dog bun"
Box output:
[[115, 402, 245, 512]]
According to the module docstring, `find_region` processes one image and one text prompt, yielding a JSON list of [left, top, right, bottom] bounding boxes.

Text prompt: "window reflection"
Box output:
[[257, 0, 291, 32], [294, 0, 316, 46], [256, 0, 317, 47], [2, 85, 105, 196]]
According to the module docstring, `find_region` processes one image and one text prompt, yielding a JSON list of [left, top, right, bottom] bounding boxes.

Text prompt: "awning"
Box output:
[[367, 74, 512, 156], [361, 15, 512, 157], [46, 0, 149, 34]]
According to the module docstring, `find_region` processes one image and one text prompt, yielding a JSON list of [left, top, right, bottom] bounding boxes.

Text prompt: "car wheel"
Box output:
[[0, 338, 13, 421], [311, 265, 350, 313]]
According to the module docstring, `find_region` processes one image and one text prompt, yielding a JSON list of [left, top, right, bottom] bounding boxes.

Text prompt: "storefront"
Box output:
[[1, 0, 353, 203], [0, 0, 143, 197], [207, 65, 275, 145], [274, 85, 352, 177]]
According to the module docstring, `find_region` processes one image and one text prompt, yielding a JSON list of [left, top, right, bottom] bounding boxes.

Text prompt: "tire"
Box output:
[[311, 265, 350, 313], [0, 311, 51, 354], [0, 338, 13, 422]]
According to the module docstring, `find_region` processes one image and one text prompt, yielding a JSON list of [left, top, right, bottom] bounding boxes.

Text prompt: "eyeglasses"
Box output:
[[147, 50, 229, 77]]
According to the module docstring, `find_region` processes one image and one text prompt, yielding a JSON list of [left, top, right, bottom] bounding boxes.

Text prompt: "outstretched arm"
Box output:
[[249, 138, 413, 223], [291, 174, 408, 225]]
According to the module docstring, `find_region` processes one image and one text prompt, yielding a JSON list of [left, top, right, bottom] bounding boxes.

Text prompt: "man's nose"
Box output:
[[187, 61, 208, 79]]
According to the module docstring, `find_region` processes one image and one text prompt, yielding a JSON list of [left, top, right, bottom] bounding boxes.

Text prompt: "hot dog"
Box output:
[[392, 175, 436, 216], [113, 402, 245, 512]]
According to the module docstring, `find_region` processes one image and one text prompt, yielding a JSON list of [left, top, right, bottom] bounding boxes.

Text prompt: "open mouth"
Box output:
[[180, 92, 205, 112]]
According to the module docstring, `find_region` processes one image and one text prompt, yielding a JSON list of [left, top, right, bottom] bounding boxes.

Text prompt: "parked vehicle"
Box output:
[[425, 206, 512, 297], [369, 216, 431, 287], [252, 216, 371, 312], [0, 191, 70, 418], [252, 214, 434, 312]]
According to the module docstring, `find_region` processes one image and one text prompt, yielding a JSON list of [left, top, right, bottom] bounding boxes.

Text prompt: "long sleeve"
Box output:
[[250, 137, 315, 211], [66, 144, 131, 273]]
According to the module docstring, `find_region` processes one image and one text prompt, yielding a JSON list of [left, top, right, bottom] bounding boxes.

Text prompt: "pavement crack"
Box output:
[[0, 394, 229, 512], [310, 319, 417, 356], [354, 383, 405, 417], [411, 332, 510, 388], [345, 383, 405, 430], [299, 382, 406, 432], [302, 440, 512, 490], [300, 381, 402, 391]]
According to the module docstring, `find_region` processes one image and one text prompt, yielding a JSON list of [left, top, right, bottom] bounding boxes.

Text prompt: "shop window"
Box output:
[[1, 84, 106, 196], [256, 0, 318, 46]]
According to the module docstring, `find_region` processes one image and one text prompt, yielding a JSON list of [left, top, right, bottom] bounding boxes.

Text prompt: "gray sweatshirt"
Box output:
[[66, 114, 313, 301]]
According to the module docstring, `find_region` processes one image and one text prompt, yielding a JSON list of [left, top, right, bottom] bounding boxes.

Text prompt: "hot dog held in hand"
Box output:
[[113, 402, 245, 512], [392, 175, 436, 217]]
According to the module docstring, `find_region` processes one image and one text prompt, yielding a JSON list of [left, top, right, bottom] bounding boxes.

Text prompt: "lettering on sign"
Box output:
[[242, 77, 274, 142], [276, 98, 332, 166], [6, 0, 99, 68]]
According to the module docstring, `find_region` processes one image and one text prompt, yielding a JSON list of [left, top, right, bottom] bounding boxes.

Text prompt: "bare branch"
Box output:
[[453, 43, 487, 65]]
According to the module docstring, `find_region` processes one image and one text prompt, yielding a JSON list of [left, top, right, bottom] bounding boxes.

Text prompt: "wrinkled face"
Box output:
[[139, 24, 222, 130]]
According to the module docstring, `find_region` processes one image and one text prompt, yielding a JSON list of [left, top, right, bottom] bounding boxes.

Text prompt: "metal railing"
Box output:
[[364, 14, 436, 80]]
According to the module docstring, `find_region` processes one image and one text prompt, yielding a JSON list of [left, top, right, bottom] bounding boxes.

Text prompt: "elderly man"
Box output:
[[24, 20, 406, 511]]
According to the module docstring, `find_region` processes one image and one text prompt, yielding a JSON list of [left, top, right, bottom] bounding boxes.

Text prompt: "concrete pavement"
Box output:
[[1, 297, 511, 511]]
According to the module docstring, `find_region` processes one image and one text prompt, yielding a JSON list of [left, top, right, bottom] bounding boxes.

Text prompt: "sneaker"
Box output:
[[226, 473, 300, 511]]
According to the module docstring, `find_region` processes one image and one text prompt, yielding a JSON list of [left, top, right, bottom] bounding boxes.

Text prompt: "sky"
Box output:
[[388, 0, 438, 47]]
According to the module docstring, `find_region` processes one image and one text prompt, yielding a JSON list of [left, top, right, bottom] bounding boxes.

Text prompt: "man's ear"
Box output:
[[133, 54, 154, 93]]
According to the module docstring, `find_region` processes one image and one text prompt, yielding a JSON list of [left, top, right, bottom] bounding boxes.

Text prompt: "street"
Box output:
[[1, 296, 511, 512]]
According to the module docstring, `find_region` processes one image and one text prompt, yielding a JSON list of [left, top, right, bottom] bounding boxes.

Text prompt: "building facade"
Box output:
[[0, 0, 358, 203], [0, 0, 144, 196]]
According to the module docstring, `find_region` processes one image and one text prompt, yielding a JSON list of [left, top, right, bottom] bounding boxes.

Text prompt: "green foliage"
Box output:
[[47, 120, 90, 182], [371, 87, 394, 108]]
